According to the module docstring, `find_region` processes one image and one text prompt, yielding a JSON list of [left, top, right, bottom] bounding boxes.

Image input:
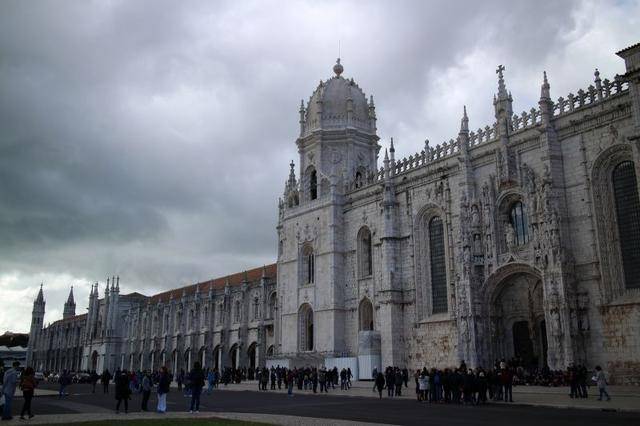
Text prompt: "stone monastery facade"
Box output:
[[27, 42, 640, 384]]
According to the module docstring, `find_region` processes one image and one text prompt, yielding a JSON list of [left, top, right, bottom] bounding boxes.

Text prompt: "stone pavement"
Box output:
[[200, 379, 640, 412], [1, 411, 390, 426]]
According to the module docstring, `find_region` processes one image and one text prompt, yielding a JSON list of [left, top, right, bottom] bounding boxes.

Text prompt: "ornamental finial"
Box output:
[[333, 58, 343, 77]]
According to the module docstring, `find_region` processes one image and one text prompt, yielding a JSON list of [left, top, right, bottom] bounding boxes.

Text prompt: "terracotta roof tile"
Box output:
[[149, 263, 276, 304], [50, 313, 87, 327]]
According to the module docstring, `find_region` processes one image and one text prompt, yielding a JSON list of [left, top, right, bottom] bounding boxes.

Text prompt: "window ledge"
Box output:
[[417, 313, 452, 325]]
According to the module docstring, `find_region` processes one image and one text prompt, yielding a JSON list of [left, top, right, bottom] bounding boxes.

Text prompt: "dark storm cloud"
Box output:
[[1, 0, 637, 331]]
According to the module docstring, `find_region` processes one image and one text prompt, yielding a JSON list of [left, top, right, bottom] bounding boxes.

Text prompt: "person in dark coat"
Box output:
[[140, 371, 152, 411], [115, 370, 131, 414], [385, 368, 395, 397], [101, 370, 111, 394], [375, 372, 386, 399], [394, 368, 403, 396], [188, 362, 205, 413], [157, 366, 170, 413]]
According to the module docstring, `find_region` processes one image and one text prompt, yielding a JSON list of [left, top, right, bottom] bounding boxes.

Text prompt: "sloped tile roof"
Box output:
[[149, 263, 277, 303]]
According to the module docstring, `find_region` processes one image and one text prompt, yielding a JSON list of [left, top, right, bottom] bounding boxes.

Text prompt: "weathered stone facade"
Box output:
[[27, 42, 640, 384], [27, 265, 278, 376], [276, 44, 640, 384]]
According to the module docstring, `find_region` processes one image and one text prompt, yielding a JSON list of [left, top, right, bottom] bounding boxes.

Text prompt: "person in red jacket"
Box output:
[[501, 367, 513, 402], [20, 367, 37, 419]]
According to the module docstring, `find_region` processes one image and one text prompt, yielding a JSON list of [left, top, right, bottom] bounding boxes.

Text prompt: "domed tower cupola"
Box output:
[[294, 58, 380, 202], [302, 59, 375, 135]]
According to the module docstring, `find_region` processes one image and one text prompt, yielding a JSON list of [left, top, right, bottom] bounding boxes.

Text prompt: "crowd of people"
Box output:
[[0, 358, 614, 420]]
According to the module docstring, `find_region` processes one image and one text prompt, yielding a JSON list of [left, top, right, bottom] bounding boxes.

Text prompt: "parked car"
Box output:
[[34, 371, 45, 382]]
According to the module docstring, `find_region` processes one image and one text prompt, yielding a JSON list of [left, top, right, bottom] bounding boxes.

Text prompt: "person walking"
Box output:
[[501, 367, 513, 402], [207, 369, 215, 395], [101, 369, 111, 394], [19, 367, 37, 420], [385, 368, 394, 397], [90, 370, 99, 393], [595, 366, 611, 401], [177, 369, 184, 392], [157, 367, 170, 413], [188, 362, 205, 413], [115, 370, 131, 414], [287, 369, 294, 397], [375, 372, 386, 399], [140, 371, 152, 412], [58, 370, 71, 398], [1, 361, 20, 421]]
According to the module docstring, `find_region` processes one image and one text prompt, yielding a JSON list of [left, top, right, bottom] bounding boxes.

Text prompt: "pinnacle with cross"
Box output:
[[496, 64, 508, 98]]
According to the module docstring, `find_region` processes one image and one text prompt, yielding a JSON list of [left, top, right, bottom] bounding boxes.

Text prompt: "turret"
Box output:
[[27, 284, 46, 366], [63, 286, 76, 319], [493, 65, 516, 183]]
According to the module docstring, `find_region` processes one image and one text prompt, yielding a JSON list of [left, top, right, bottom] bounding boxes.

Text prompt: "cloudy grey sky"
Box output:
[[1, 0, 638, 333]]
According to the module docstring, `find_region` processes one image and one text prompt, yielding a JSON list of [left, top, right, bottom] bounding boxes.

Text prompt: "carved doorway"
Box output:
[[247, 342, 257, 370], [489, 268, 547, 369], [512, 321, 534, 365]]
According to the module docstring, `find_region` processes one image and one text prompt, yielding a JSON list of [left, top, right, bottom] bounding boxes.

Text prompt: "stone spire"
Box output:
[[368, 95, 377, 132], [460, 105, 469, 133], [63, 286, 76, 319], [493, 64, 514, 124], [458, 106, 470, 154], [35, 283, 44, 305], [594, 68, 603, 100], [389, 138, 396, 175], [496, 64, 508, 99], [539, 71, 554, 126], [299, 100, 306, 135], [540, 71, 551, 100]]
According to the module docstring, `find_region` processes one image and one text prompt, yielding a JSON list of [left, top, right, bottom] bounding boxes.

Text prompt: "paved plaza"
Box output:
[[1, 381, 639, 425]]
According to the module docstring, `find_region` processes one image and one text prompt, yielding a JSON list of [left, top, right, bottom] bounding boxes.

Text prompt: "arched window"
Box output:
[[234, 301, 241, 323], [509, 201, 529, 246], [267, 345, 275, 356], [355, 171, 363, 188], [429, 216, 448, 314], [175, 311, 182, 333], [358, 226, 373, 277], [268, 292, 277, 319], [310, 169, 318, 200], [301, 244, 315, 284], [218, 303, 224, 324], [253, 297, 260, 320], [359, 298, 374, 331], [298, 304, 314, 351], [612, 161, 640, 289]]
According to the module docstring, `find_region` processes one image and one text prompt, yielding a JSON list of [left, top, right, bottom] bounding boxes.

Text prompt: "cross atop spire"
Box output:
[[496, 64, 508, 98]]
